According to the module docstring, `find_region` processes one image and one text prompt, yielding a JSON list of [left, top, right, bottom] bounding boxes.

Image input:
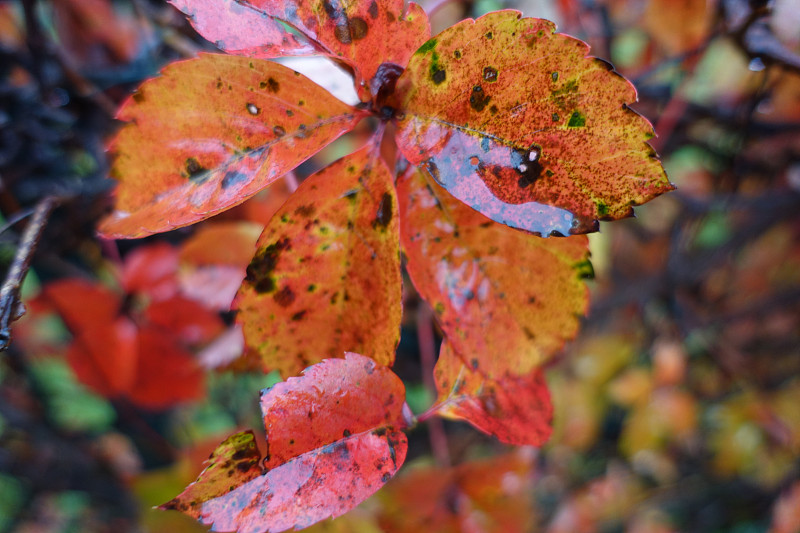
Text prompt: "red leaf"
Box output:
[[39, 278, 122, 334], [67, 316, 138, 398], [392, 12, 672, 235], [161, 353, 408, 532], [169, 0, 315, 58], [236, 146, 402, 378], [120, 241, 180, 301], [145, 296, 225, 346], [172, 0, 430, 91], [398, 167, 589, 379], [128, 325, 205, 410], [434, 340, 553, 446], [98, 54, 364, 238]]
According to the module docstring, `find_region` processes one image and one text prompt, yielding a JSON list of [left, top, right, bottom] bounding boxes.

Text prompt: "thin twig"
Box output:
[[416, 302, 451, 466], [0, 197, 58, 351]]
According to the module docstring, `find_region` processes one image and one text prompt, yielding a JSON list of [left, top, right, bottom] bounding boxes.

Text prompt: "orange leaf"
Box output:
[[434, 340, 553, 446], [161, 353, 408, 532], [99, 54, 363, 238], [392, 12, 672, 235], [236, 146, 402, 378], [398, 167, 590, 378]]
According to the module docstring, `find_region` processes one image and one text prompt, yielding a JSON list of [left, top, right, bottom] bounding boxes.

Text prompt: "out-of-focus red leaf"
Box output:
[[392, 12, 672, 235], [161, 353, 408, 532], [145, 296, 225, 346], [434, 340, 553, 446], [128, 325, 205, 410], [179, 222, 262, 310], [120, 242, 180, 301], [169, 0, 315, 59], [378, 451, 535, 533], [98, 54, 364, 238], [170, 0, 430, 91], [67, 316, 138, 398], [642, 0, 713, 55], [53, 0, 140, 63], [398, 167, 589, 378], [769, 480, 800, 533], [39, 278, 122, 333], [236, 146, 402, 378]]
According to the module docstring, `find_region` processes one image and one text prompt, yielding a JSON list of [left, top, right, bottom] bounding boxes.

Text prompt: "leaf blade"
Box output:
[[235, 146, 402, 378], [99, 54, 363, 238], [393, 11, 672, 235]]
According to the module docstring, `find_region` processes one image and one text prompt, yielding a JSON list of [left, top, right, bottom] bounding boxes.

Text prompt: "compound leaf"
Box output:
[[398, 167, 589, 379], [236, 146, 401, 378], [392, 11, 672, 235], [99, 54, 363, 238], [161, 353, 408, 533], [434, 340, 553, 446]]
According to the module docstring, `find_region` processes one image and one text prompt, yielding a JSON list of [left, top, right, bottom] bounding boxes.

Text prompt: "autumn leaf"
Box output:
[[98, 54, 364, 238], [398, 167, 590, 379], [392, 11, 672, 235], [171, 0, 430, 92], [236, 146, 402, 378], [161, 353, 409, 533], [434, 340, 553, 446]]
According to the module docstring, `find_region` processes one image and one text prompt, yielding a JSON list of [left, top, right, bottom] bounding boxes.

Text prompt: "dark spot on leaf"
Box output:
[[291, 310, 307, 321], [552, 113, 560, 122], [322, 0, 336, 17], [426, 159, 440, 183], [483, 66, 498, 82], [295, 204, 315, 217], [221, 171, 247, 189], [568, 110, 586, 127], [480, 137, 490, 152], [184, 157, 205, 178], [286, 109, 294, 117], [334, 17, 368, 43], [574, 259, 595, 279], [245, 238, 289, 293], [485, 31, 493, 39], [469, 85, 491, 112], [381, 472, 392, 483], [132, 91, 145, 103], [273, 125, 286, 137], [432, 68, 446, 84], [231, 449, 249, 460], [343, 429, 352, 437], [551, 71, 559, 82], [374, 427, 387, 437], [372, 193, 393, 229], [515, 144, 544, 188], [471, 358, 479, 369], [489, 104, 498, 115], [235, 461, 252, 473], [289, 439, 295, 445], [523, 327, 536, 340], [265, 78, 279, 93], [368, 0, 378, 18], [454, 49, 462, 59]]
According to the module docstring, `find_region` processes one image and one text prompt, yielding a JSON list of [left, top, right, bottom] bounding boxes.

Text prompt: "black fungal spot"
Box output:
[[273, 125, 286, 137], [515, 144, 544, 188], [221, 170, 247, 189], [307, 284, 316, 292], [274, 286, 296, 307], [381, 472, 392, 483], [454, 49, 462, 59], [469, 85, 491, 112], [489, 104, 498, 115], [432, 68, 446, 84], [551, 71, 559, 82], [471, 358, 479, 369], [343, 429, 352, 437], [132, 91, 145, 103], [552, 112, 560, 122], [265, 78, 280, 93], [245, 238, 290, 293], [372, 193, 393, 230], [368, 0, 378, 18], [485, 31, 493, 39], [291, 310, 307, 321], [568, 110, 586, 127], [482, 66, 498, 82], [286, 109, 294, 117]]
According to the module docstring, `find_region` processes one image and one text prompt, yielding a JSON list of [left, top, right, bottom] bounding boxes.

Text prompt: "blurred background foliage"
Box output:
[[1, 0, 800, 531]]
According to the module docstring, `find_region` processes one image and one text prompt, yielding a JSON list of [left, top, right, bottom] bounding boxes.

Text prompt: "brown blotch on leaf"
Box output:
[[291, 310, 307, 321], [469, 85, 491, 112], [245, 238, 290, 293], [373, 193, 393, 229], [260, 78, 280, 92], [368, 0, 378, 19], [273, 285, 296, 307], [294, 204, 315, 217], [132, 91, 145, 103], [482, 66, 498, 82], [432, 69, 446, 85], [334, 17, 369, 44], [273, 125, 286, 137], [515, 145, 544, 188]]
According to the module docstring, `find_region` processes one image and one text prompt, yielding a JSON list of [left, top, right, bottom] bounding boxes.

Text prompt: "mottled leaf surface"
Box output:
[[434, 340, 553, 446], [399, 168, 589, 378], [99, 54, 363, 238], [177, 0, 430, 90], [392, 11, 672, 235], [161, 354, 408, 533], [236, 146, 401, 378], [170, 0, 315, 58]]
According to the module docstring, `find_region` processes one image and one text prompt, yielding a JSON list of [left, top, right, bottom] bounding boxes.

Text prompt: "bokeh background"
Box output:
[[1, 0, 799, 531]]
